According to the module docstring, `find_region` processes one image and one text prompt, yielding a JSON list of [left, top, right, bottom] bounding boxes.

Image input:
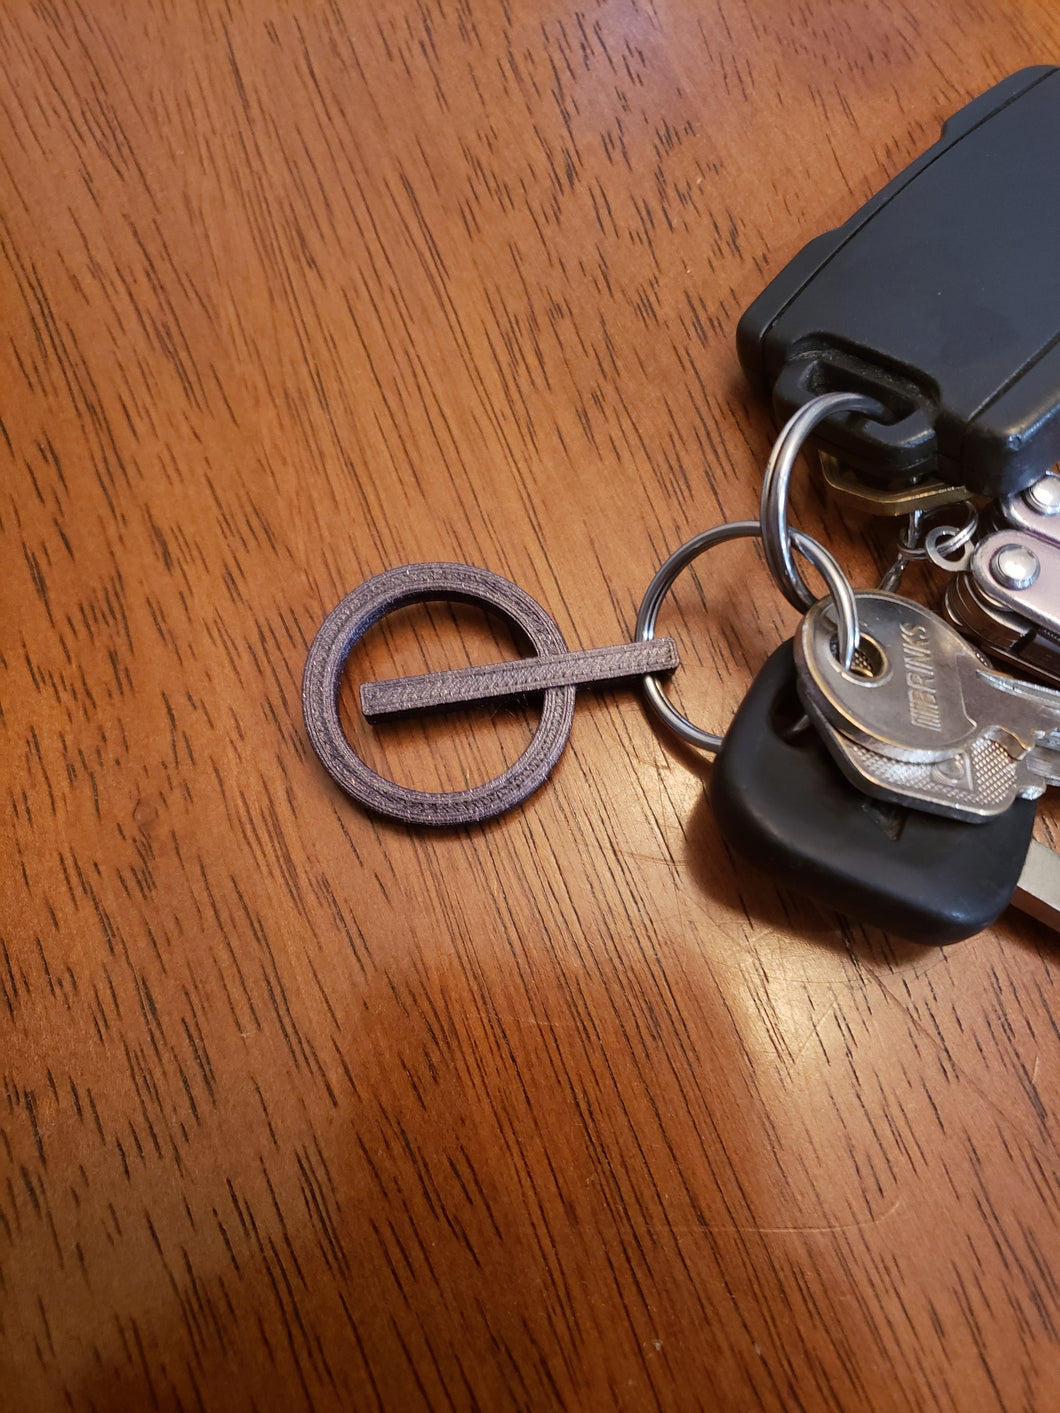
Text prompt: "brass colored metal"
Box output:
[[818, 451, 972, 516]]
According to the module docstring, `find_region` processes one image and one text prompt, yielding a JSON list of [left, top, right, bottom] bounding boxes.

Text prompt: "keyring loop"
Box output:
[[760, 391, 885, 615], [923, 501, 979, 571], [635, 519, 859, 753], [878, 500, 979, 589]]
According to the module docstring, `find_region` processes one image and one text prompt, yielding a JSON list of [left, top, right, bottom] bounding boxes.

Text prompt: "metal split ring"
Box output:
[[635, 519, 859, 753], [878, 500, 980, 590], [759, 391, 885, 640], [923, 504, 980, 571]]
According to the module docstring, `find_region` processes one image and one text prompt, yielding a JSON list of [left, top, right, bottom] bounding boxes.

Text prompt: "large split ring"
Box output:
[[635, 519, 859, 753], [759, 391, 884, 640]]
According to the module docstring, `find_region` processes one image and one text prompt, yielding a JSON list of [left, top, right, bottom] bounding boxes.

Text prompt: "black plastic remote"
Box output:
[[737, 67, 1060, 499], [708, 643, 1038, 944]]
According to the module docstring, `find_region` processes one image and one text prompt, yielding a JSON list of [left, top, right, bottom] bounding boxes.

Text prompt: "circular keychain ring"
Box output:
[[923, 501, 979, 571], [635, 519, 858, 753], [760, 391, 885, 616]]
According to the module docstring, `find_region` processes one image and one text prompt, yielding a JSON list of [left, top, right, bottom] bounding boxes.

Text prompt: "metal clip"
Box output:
[[998, 469, 1060, 545], [945, 528, 1060, 684]]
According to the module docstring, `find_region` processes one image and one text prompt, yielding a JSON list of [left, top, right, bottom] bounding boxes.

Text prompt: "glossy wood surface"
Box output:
[[4, 3, 1060, 1409]]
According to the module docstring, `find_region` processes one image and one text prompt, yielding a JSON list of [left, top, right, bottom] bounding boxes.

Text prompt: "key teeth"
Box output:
[[809, 712, 1024, 822], [1020, 749, 1060, 790]]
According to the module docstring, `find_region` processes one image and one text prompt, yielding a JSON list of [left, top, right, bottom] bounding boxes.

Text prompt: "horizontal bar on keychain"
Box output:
[[360, 638, 679, 721]]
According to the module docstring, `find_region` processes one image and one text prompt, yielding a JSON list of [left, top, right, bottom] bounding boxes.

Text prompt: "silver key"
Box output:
[[809, 706, 1049, 821], [795, 591, 1060, 799]]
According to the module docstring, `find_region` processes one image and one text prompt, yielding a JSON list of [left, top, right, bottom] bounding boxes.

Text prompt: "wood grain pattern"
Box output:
[[3, 2, 1060, 1408]]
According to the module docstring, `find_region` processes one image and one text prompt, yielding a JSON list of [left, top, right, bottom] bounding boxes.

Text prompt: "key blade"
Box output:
[[1018, 744, 1060, 787], [1011, 839, 1060, 931], [959, 656, 1060, 785], [968, 657, 1060, 730], [804, 703, 1032, 821], [954, 654, 1060, 800]]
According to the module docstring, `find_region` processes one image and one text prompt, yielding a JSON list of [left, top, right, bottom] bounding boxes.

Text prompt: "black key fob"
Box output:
[[737, 67, 1060, 498], [708, 643, 1038, 944]]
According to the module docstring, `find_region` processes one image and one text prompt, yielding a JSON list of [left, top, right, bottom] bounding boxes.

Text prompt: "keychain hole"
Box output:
[[830, 631, 888, 681], [786, 340, 936, 428]]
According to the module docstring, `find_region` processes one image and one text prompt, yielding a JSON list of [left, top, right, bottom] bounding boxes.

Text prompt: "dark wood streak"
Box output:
[[3, 2, 1060, 1410]]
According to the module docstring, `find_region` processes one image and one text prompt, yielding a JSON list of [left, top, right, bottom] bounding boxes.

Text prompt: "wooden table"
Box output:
[[4, 3, 1060, 1409]]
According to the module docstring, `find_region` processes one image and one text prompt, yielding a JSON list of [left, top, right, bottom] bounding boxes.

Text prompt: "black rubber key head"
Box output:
[[737, 66, 1060, 497], [709, 643, 1038, 944]]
